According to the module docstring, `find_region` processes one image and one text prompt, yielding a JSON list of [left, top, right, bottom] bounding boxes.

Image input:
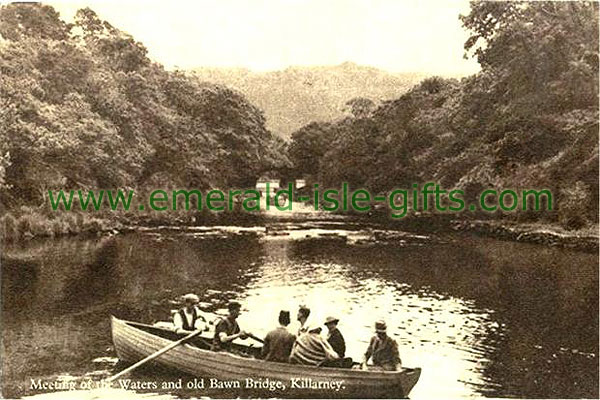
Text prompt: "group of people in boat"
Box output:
[[174, 294, 402, 371]]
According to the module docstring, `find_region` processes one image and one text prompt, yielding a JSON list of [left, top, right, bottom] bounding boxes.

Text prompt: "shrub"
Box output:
[[82, 217, 105, 233], [0, 213, 18, 242], [16, 214, 34, 239], [558, 181, 590, 230], [64, 213, 79, 234], [31, 217, 53, 237], [74, 212, 85, 230], [52, 218, 68, 236]]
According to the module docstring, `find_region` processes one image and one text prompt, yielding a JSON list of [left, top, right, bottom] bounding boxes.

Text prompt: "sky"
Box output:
[[48, 0, 481, 76]]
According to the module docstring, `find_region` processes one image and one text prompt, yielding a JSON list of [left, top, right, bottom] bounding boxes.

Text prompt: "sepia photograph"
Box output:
[[0, 0, 598, 399]]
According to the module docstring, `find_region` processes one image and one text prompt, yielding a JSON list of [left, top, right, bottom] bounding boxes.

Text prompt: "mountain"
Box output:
[[190, 62, 426, 139]]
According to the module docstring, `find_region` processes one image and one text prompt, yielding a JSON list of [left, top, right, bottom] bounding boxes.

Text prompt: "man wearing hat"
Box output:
[[289, 323, 340, 366], [261, 310, 296, 362], [173, 293, 208, 334], [362, 320, 401, 371], [211, 301, 250, 352], [324, 316, 346, 358]]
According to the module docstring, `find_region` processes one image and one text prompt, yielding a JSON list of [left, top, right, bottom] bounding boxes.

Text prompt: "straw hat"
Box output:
[[183, 293, 199, 303]]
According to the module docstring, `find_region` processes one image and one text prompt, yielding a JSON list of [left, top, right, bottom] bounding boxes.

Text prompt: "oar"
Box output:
[[106, 328, 204, 383], [210, 310, 264, 345], [246, 332, 264, 344]]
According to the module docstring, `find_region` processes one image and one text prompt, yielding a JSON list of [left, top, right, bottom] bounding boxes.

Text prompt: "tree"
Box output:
[[289, 122, 333, 177], [344, 97, 376, 118], [461, 1, 599, 114], [0, 3, 70, 41], [0, 3, 288, 209]]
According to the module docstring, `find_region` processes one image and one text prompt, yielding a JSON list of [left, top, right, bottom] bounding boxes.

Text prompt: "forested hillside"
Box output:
[[0, 4, 287, 212], [289, 1, 599, 229], [192, 63, 425, 138]]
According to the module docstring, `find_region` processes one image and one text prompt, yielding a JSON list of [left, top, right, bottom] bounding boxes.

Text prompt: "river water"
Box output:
[[1, 220, 598, 398]]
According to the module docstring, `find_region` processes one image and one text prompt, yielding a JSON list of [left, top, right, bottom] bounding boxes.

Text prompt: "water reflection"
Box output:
[[1, 223, 598, 399], [240, 239, 498, 398]]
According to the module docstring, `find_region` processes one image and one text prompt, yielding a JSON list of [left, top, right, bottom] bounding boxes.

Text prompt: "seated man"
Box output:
[[211, 301, 249, 351], [173, 293, 208, 334], [289, 324, 339, 366], [324, 316, 346, 358], [362, 320, 402, 371], [261, 310, 296, 362]]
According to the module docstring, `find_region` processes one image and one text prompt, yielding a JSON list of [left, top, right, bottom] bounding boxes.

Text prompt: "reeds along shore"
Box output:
[[0, 205, 265, 243], [0, 209, 114, 242]]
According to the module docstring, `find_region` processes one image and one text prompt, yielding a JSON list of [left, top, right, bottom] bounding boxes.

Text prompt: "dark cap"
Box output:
[[279, 310, 291, 320], [228, 301, 242, 311]]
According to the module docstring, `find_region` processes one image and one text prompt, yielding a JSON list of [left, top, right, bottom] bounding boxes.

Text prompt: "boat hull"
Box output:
[[111, 316, 421, 398]]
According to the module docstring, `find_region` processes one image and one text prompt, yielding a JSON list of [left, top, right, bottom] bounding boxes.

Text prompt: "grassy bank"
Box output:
[[0, 205, 266, 243], [0, 208, 119, 243]]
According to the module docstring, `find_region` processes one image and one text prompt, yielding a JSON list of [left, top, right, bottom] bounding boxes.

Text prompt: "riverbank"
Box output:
[[0, 208, 264, 243], [0, 210, 120, 242], [1, 208, 597, 253], [451, 219, 599, 253]]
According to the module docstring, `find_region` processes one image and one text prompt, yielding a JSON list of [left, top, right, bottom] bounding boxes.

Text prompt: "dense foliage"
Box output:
[[0, 4, 288, 212], [289, 1, 599, 228]]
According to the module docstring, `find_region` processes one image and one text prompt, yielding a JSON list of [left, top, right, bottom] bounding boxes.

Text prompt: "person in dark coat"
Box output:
[[324, 316, 346, 358], [212, 301, 249, 351], [321, 316, 353, 368]]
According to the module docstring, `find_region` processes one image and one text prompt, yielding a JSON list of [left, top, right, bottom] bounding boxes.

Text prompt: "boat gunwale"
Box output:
[[111, 316, 419, 380]]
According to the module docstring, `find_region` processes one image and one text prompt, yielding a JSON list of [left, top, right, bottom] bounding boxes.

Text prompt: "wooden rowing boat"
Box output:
[[111, 316, 421, 398]]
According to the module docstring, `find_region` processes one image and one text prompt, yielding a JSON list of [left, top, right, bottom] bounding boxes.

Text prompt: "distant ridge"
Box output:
[[191, 62, 427, 138]]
